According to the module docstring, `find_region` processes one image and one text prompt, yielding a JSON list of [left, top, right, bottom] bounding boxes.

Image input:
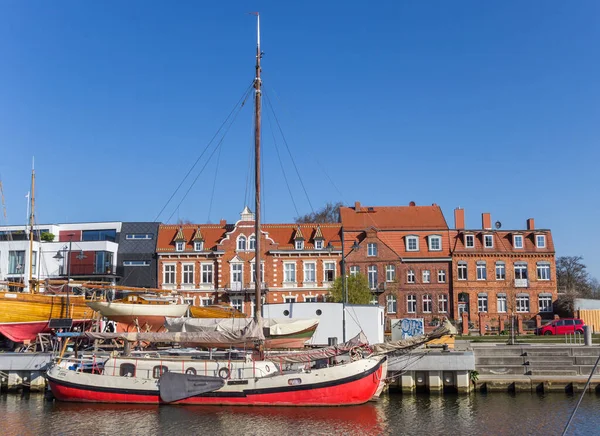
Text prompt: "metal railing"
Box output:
[[566, 331, 584, 345]]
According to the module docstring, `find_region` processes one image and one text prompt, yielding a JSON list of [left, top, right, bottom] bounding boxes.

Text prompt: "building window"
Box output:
[[230, 297, 243, 312], [386, 265, 396, 282], [478, 294, 488, 313], [370, 295, 378, 305], [295, 240, 304, 250], [182, 264, 194, 284], [438, 270, 446, 283], [484, 234, 493, 248], [386, 295, 397, 314], [126, 233, 153, 240], [407, 295, 417, 313], [163, 264, 175, 284], [350, 266, 359, 276], [249, 235, 256, 250], [457, 262, 467, 280], [284, 263, 296, 283], [367, 243, 378, 257], [422, 270, 431, 283], [202, 264, 213, 284], [428, 235, 442, 251], [536, 235, 546, 248], [237, 235, 247, 251], [407, 269, 415, 283], [231, 263, 243, 284], [175, 241, 184, 252], [465, 234, 474, 248], [124, 260, 150, 267], [31, 251, 37, 275], [514, 262, 528, 280], [539, 294, 553, 312], [516, 295, 530, 313], [315, 240, 323, 250], [368, 266, 378, 289], [304, 262, 316, 283], [423, 294, 432, 313], [513, 235, 524, 249], [324, 261, 335, 282], [82, 229, 116, 242], [476, 261, 487, 280], [250, 262, 264, 283], [284, 296, 297, 303], [94, 251, 113, 274], [537, 262, 551, 280], [438, 295, 448, 313], [497, 294, 507, 313], [200, 297, 213, 306], [406, 236, 419, 251], [194, 241, 204, 252], [495, 262, 506, 280], [304, 296, 317, 303]]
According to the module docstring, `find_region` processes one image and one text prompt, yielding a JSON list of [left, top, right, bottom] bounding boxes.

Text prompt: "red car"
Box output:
[[535, 318, 585, 335]]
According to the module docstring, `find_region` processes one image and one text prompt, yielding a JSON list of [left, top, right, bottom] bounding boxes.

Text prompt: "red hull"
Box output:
[[111, 316, 169, 333], [48, 359, 385, 406], [0, 319, 89, 343]]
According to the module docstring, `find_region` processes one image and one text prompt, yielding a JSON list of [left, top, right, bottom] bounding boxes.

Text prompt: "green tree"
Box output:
[[329, 274, 373, 305], [295, 201, 343, 223], [40, 232, 55, 242]]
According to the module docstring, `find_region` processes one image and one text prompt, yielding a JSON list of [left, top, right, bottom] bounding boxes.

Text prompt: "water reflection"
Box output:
[[2, 392, 600, 436]]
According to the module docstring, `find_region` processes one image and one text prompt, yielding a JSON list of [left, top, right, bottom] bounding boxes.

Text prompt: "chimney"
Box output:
[[527, 218, 535, 230], [354, 201, 361, 211], [219, 219, 226, 227], [454, 208, 465, 229], [482, 213, 492, 230]]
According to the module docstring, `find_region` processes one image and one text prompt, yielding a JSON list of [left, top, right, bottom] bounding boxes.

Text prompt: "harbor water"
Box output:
[[2, 392, 600, 435]]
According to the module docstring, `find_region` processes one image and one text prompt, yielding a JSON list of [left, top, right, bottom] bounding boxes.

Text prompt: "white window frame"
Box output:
[[201, 263, 213, 284], [315, 240, 323, 250], [423, 294, 432, 313], [478, 294, 488, 313], [406, 236, 419, 252], [284, 262, 297, 283], [323, 261, 336, 282], [495, 262, 506, 280], [476, 262, 487, 281], [126, 233, 153, 240], [284, 296, 297, 303], [230, 297, 243, 312], [536, 235, 546, 248], [182, 263, 195, 285], [465, 234, 475, 248], [304, 296, 317, 303], [484, 234, 493, 248], [539, 294, 553, 312], [386, 295, 397, 314], [457, 262, 467, 280], [368, 266, 378, 289], [537, 262, 551, 281], [349, 266, 359, 277], [231, 263, 243, 284], [513, 234, 524, 249], [194, 241, 204, 252], [422, 270, 431, 283], [438, 269, 446, 283], [175, 241, 184, 252], [163, 264, 176, 285], [200, 297, 213, 307], [514, 262, 528, 280], [303, 261, 316, 283], [386, 265, 396, 282], [497, 294, 507, 313], [428, 235, 442, 251], [407, 269, 415, 283], [250, 261, 265, 283], [295, 240, 304, 250], [249, 235, 256, 250], [367, 243, 378, 257], [237, 235, 247, 251], [123, 260, 150, 267], [516, 295, 530, 313], [407, 295, 417, 313], [438, 294, 448, 313]]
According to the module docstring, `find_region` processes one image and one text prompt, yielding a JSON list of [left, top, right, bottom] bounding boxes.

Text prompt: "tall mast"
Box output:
[[28, 158, 35, 292], [253, 12, 263, 325]]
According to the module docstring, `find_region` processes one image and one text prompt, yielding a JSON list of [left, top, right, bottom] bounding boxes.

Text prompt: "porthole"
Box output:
[[283, 310, 290, 316], [316, 309, 322, 316], [185, 367, 197, 375]]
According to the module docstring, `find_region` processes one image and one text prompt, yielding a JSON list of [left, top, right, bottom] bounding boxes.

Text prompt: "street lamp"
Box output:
[[339, 230, 361, 342], [53, 234, 75, 318]]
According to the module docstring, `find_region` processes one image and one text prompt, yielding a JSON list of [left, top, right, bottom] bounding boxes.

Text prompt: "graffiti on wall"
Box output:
[[391, 318, 425, 341]]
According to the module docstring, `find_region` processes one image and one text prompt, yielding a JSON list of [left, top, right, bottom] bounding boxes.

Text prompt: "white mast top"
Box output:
[[257, 13, 260, 50]]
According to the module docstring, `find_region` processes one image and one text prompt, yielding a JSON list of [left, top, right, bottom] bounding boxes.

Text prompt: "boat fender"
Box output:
[[218, 367, 230, 379]]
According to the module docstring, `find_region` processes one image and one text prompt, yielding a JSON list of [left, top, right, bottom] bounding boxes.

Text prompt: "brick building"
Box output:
[[156, 207, 342, 317], [450, 208, 557, 332], [340, 202, 452, 330]]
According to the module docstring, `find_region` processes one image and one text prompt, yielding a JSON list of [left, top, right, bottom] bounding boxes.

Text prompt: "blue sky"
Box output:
[[0, 1, 598, 278]]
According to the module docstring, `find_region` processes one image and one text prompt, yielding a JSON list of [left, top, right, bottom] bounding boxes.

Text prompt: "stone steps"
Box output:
[[528, 369, 579, 376], [525, 358, 573, 365], [476, 357, 524, 366], [477, 365, 525, 375]]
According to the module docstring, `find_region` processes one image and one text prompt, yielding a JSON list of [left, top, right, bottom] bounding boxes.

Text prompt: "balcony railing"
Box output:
[[225, 282, 267, 293], [514, 278, 529, 288]]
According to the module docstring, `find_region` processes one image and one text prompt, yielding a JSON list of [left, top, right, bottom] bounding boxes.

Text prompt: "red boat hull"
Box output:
[[0, 319, 89, 343], [48, 358, 385, 406]]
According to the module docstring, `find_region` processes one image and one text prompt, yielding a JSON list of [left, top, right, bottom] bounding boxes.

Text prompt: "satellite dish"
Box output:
[[495, 221, 502, 229]]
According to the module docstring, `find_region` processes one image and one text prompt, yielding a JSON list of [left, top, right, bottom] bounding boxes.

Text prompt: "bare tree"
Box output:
[[295, 202, 343, 224], [556, 256, 594, 316], [177, 219, 193, 225]]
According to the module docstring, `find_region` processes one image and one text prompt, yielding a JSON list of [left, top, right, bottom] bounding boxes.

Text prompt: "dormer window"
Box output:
[[406, 236, 419, 251], [237, 235, 247, 251], [513, 235, 523, 249], [249, 235, 256, 250], [484, 234, 493, 248], [194, 241, 203, 252], [295, 240, 304, 250], [367, 243, 378, 257], [315, 240, 323, 250], [428, 235, 442, 251], [175, 241, 184, 252], [536, 234, 546, 248], [465, 234, 475, 248]]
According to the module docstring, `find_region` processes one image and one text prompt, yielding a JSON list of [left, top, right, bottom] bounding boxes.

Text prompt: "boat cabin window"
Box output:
[[185, 368, 197, 375], [120, 363, 136, 377], [153, 365, 169, 379]]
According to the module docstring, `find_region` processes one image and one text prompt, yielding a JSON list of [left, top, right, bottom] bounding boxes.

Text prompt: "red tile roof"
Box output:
[[157, 224, 228, 252], [340, 203, 448, 230], [261, 224, 341, 249]]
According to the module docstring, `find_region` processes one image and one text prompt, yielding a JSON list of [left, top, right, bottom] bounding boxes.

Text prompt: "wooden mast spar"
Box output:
[[28, 158, 35, 293]]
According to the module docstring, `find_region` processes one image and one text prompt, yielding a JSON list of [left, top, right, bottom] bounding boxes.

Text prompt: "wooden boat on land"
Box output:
[[189, 304, 245, 319]]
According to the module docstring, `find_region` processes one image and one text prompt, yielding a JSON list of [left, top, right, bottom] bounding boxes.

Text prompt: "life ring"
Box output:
[[218, 367, 230, 379]]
